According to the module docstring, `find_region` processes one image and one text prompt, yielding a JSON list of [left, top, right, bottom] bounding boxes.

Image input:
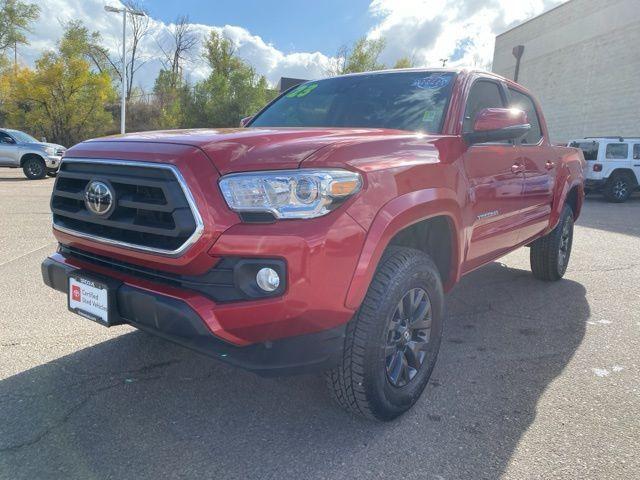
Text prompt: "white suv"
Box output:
[[569, 137, 640, 203]]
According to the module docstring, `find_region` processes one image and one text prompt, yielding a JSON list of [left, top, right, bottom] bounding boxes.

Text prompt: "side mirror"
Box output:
[[464, 108, 530, 145], [239, 115, 254, 128], [41, 137, 47, 143]]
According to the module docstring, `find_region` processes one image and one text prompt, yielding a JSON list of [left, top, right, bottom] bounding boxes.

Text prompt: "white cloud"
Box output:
[[368, 0, 565, 70], [20, 0, 332, 90], [19, 0, 565, 90]]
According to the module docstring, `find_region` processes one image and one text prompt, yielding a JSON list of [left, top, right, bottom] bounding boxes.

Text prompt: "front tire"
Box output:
[[325, 247, 444, 421], [22, 157, 46, 180], [604, 173, 633, 203], [530, 205, 574, 281]]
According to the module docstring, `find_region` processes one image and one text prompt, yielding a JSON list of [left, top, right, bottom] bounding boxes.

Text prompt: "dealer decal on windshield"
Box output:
[[411, 74, 451, 90], [286, 83, 319, 98]]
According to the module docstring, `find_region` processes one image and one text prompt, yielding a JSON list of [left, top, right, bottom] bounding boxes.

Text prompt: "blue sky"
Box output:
[[148, 0, 375, 55]]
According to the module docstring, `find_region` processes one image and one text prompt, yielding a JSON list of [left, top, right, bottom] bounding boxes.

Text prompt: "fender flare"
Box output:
[[549, 177, 584, 231], [344, 188, 463, 310]]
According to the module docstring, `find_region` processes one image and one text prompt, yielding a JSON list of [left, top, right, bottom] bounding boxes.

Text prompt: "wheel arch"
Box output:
[[344, 188, 463, 310], [607, 168, 638, 186], [20, 152, 46, 167]]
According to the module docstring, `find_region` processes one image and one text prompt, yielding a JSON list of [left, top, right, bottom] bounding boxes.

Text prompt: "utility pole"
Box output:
[[439, 58, 448, 68], [105, 5, 146, 135]]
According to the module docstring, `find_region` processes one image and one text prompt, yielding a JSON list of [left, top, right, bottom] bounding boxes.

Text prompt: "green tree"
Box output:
[[393, 56, 414, 69], [153, 68, 190, 128], [328, 37, 387, 76], [58, 20, 118, 78], [0, 0, 39, 57], [183, 31, 275, 128]]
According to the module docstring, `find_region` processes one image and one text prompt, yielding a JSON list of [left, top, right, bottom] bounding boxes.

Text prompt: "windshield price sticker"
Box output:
[[286, 83, 318, 98], [412, 75, 451, 89]]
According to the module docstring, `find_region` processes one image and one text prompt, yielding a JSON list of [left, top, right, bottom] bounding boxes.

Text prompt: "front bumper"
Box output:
[[45, 155, 62, 170], [41, 256, 346, 376]]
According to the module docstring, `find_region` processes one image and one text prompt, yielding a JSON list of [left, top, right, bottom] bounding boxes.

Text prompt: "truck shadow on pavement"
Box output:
[[0, 262, 589, 479]]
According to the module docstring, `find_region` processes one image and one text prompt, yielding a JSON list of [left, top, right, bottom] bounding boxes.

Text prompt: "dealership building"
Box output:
[[492, 0, 640, 143]]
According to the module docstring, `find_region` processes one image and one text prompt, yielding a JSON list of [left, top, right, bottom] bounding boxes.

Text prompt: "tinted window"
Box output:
[[463, 80, 505, 133], [0, 131, 14, 143], [509, 88, 543, 144], [7, 129, 37, 143], [605, 143, 628, 159], [634, 144, 640, 160], [251, 72, 455, 133], [569, 141, 599, 161]]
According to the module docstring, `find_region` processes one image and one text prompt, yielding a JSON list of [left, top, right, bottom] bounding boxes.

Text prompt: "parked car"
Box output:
[[0, 128, 66, 179], [569, 136, 640, 202], [41, 69, 585, 420]]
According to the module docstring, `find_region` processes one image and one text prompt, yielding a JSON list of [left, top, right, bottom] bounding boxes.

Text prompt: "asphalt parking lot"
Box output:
[[1, 168, 639, 479]]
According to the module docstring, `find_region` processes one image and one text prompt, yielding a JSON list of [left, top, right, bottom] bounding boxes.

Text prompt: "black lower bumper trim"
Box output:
[[41, 257, 345, 376], [584, 179, 605, 190]]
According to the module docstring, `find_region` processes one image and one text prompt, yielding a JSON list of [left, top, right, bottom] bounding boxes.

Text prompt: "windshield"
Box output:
[[7, 129, 38, 143], [250, 71, 456, 133]]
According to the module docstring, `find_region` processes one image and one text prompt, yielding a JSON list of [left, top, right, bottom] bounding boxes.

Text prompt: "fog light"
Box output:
[[256, 267, 280, 292]]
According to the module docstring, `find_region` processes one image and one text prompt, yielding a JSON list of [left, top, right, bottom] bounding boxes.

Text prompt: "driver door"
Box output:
[[461, 79, 526, 272]]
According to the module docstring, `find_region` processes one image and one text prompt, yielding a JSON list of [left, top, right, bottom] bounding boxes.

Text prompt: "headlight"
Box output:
[[219, 169, 362, 219], [43, 146, 55, 155]]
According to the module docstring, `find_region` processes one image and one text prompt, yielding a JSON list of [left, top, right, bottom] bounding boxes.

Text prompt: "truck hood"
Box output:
[[79, 127, 414, 175]]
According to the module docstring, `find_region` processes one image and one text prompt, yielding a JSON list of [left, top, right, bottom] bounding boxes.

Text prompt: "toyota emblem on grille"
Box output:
[[84, 180, 115, 216]]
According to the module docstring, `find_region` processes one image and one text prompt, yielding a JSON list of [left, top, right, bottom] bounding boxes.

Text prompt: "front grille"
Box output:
[[52, 159, 202, 255]]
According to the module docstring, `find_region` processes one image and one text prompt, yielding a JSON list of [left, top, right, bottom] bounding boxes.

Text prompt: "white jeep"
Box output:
[[568, 137, 640, 203]]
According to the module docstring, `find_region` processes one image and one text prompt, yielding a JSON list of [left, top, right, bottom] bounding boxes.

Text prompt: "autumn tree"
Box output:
[[3, 24, 116, 145]]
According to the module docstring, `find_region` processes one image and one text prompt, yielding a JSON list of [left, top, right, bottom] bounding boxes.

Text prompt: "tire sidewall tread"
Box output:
[[326, 247, 444, 421]]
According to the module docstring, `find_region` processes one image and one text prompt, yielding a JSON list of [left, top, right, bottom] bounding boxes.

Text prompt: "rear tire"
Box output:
[[325, 247, 444, 421], [22, 157, 46, 180], [530, 205, 574, 281], [604, 173, 633, 203]]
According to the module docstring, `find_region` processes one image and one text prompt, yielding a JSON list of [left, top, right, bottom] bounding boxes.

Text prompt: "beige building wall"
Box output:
[[492, 0, 640, 143]]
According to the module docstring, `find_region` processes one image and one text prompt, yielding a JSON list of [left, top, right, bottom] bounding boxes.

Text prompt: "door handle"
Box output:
[[545, 160, 555, 170], [511, 163, 524, 174]]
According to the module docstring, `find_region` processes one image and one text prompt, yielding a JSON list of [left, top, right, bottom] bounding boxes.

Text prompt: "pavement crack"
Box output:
[[0, 381, 121, 453]]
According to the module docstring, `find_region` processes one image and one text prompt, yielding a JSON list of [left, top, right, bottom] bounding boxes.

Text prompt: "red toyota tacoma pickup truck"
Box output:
[[41, 69, 584, 420]]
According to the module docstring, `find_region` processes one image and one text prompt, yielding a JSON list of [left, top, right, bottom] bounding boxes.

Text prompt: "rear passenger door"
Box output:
[[508, 87, 555, 242], [461, 79, 525, 271]]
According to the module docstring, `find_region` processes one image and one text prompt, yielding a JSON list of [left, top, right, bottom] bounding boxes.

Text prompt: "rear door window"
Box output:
[[605, 143, 629, 159], [633, 144, 640, 160], [508, 88, 543, 144], [569, 141, 599, 160]]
